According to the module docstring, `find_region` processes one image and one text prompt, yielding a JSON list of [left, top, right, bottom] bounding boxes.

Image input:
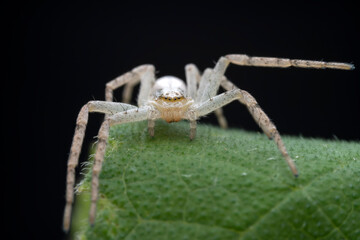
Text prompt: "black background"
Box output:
[[8, 1, 359, 239]]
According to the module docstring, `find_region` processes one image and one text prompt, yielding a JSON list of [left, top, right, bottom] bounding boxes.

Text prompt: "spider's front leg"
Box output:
[[89, 106, 153, 226], [63, 101, 137, 232], [194, 89, 299, 177]]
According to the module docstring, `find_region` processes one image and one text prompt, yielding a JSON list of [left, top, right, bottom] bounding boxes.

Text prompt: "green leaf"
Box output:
[[71, 121, 360, 240]]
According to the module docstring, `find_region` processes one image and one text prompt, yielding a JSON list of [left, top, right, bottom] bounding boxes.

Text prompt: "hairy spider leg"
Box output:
[[195, 59, 231, 128], [225, 54, 354, 70], [187, 67, 227, 128], [185, 64, 200, 99], [105, 64, 155, 104], [63, 100, 137, 232], [194, 89, 299, 177], [199, 54, 354, 106], [185, 64, 201, 138], [105, 64, 156, 135], [89, 106, 152, 226], [192, 54, 353, 178]]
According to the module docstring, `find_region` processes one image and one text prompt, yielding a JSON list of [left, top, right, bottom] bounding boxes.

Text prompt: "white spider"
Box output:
[[63, 54, 354, 232]]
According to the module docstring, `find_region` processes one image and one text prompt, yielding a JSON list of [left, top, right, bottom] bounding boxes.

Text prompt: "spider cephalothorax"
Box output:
[[153, 76, 187, 100], [63, 54, 353, 232], [151, 76, 194, 123]]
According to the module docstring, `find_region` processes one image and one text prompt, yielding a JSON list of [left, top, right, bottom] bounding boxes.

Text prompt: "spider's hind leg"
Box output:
[[214, 107, 228, 129], [63, 100, 137, 232], [194, 67, 229, 129], [105, 64, 155, 104]]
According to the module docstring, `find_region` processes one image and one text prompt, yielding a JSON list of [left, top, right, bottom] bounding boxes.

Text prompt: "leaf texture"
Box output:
[[72, 121, 360, 240]]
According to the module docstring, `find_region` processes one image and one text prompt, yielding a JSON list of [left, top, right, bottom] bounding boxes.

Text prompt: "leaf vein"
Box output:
[[239, 162, 349, 238]]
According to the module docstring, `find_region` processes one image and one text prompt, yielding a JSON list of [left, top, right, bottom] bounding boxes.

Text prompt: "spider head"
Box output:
[[152, 76, 188, 102]]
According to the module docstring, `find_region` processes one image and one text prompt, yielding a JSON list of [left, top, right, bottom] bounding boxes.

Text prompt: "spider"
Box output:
[[63, 54, 354, 232]]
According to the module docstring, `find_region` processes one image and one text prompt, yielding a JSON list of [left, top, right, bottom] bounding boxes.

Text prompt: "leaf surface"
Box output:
[[72, 121, 360, 240]]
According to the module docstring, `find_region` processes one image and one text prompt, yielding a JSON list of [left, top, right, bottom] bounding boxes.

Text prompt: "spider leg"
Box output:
[[193, 68, 227, 128], [63, 101, 137, 232], [122, 80, 139, 104], [219, 78, 276, 139], [88, 101, 138, 114], [185, 63, 200, 100], [194, 56, 236, 129], [63, 104, 88, 232], [211, 74, 241, 128], [105, 64, 155, 103], [147, 107, 159, 137], [189, 118, 197, 140], [131, 65, 156, 133], [198, 53, 353, 103], [200, 57, 230, 101], [194, 89, 298, 177], [185, 64, 201, 137], [105, 64, 155, 134], [196, 68, 212, 103], [133, 65, 155, 133], [225, 54, 354, 70], [89, 106, 156, 226], [106, 69, 139, 102], [213, 107, 228, 129], [195, 53, 353, 129], [136, 65, 156, 107]]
